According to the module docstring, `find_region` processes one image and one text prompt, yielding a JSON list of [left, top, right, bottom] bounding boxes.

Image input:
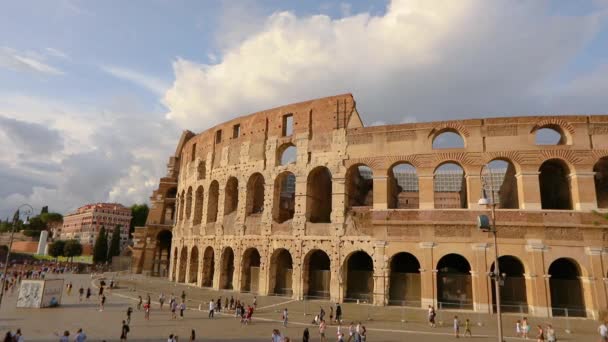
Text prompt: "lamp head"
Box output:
[[478, 197, 489, 206]]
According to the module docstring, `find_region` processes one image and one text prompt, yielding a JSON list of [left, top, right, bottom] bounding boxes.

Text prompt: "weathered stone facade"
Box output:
[[132, 94, 608, 319]]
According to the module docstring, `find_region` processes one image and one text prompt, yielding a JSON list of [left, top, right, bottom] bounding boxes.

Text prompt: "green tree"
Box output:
[[40, 206, 48, 214], [63, 239, 83, 263], [129, 204, 149, 234], [108, 225, 121, 260], [93, 226, 108, 264], [48, 240, 66, 260]]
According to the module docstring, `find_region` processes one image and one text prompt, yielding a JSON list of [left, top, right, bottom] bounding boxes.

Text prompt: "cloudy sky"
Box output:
[[0, 0, 607, 218]]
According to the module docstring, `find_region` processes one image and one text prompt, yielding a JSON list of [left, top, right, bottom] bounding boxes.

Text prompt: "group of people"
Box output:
[[516, 318, 558, 341], [207, 295, 256, 324]]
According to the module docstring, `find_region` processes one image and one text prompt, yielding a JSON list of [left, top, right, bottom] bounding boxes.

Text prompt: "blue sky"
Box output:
[[0, 0, 607, 218]]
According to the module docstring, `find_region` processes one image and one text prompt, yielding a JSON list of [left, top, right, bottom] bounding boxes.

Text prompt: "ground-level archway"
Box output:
[[549, 258, 586, 317], [303, 249, 331, 299], [344, 251, 374, 303], [153, 230, 172, 277], [436, 254, 472, 309], [388, 252, 421, 306], [188, 246, 199, 284], [201, 246, 215, 287], [490, 255, 527, 312], [269, 249, 293, 296], [240, 248, 261, 293], [219, 247, 235, 290], [178, 247, 188, 283]]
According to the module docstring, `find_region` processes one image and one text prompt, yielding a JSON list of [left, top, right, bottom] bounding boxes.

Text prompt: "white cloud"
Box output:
[[0, 47, 64, 75], [45, 47, 70, 60], [164, 0, 608, 131], [100, 65, 169, 95]]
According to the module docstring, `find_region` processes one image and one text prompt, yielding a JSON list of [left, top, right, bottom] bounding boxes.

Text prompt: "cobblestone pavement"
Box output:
[[0, 273, 600, 341]]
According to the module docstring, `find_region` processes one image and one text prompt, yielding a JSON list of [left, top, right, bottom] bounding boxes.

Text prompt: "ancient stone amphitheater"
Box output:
[[131, 94, 608, 319]]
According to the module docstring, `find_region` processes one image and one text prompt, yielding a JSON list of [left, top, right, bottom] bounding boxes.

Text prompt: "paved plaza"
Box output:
[[0, 273, 601, 341]]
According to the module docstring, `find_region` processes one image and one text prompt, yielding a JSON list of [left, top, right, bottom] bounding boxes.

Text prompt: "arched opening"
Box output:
[[197, 160, 206, 180], [388, 252, 421, 306], [185, 187, 193, 220], [490, 256, 527, 313], [240, 248, 261, 293], [434, 163, 467, 209], [206, 181, 219, 223], [178, 247, 188, 283], [246, 173, 265, 216], [594, 157, 608, 208], [432, 130, 465, 149], [179, 190, 185, 221], [306, 166, 332, 223], [166, 187, 177, 199], [346, 164, 373, 208], [201, 246, 214, 287], [273, 172, 295, 223], [388, 163, 419, 209], [154, 230, 172, 277], [344, 251, 374, 302], [436, 254, 472, 309], [171, 247, 178, 281], [193, 186, 204, 224], [303, 249, 331, 299], [219, 247, 235, 290], [278, 143, 297, 165], [189, 246, 199, 284], [549, 258, 586, 317], [539, 159, 572, 210], [482, 160, 519, 209], [269, 249, 293, 296], [535, 126, 566, 145], [224, 177, 239, 216]]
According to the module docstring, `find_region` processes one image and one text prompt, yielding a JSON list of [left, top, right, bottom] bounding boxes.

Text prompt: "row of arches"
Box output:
[[172, 246, 587, 316]]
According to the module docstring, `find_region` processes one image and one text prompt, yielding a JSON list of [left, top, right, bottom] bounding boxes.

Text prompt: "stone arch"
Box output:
[[178, 246, 188, 283], [434, 162, 467, 209], [219, 247, 235, 290], [346, 164, 373, 208], [193, 186, 204, 224], [273, 171, 296, 223], [539, 159, 572, 210], [531, 119, 574, 145], [306, 166, 332, 223], [201, 246, 215, 287], [388, 162, 419, 209], [240, 247, 261, 293], [154, 230, 172, 277], [432, 129, 465, 149], [303, 249, 331, 299], [548, 258, 586, 317], [436, 253, 472, 309], [343, 251, 374, 302], [490, 255, 528, 312], [278, 143, 297, 165], [206, 181, 219, 223], [594, 157, 608, 208], [388, 252, 421, 306], [268, 248, 293, 296], [185, 187, 193, 220], [224, 177, 239, 216], [189, 246, 199, 284], [483, 159, 520, 209], [246, 173, 265, 215]]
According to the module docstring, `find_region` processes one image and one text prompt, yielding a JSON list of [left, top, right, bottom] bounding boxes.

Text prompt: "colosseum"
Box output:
[[131, 93, 608, 319]]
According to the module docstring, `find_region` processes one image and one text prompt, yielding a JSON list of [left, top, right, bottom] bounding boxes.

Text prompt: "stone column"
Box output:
[[570, 172, 597, 211], [372, 173, 388, 210], [168, 246, 176, 281], [197, 248, 204, 287], [373, 241, 388, 306], [331, 242, 343, 303], [332, 176, 346, 235], [516, 171, 542, 210], [466, 172, 483, 209], [525, 241, 551, 317], [584, 247, 608, 320], [212, 248, 222, 290], [261, 182, 274, 235], [419, 242, 436, 308], [418, 168, 434, 209], [471, 243, 491, 313], [257, 246, 269, 296], [184, 246, 192, 284]]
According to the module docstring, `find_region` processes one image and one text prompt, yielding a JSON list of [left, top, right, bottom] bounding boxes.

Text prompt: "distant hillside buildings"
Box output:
[[58, 203, 132, 249]]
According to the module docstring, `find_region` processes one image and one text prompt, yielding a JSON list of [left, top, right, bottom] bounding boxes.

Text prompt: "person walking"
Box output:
[[171, 300, 178, 320], [189, 329, 195, 342], [159, 292, 165, 310], [464, 318, 472, 337], [335, 303, 342, 324], [126, 307, 133, 324], [253, 296, 257, 308], [302, 328, 310, 342], [453, 315, 460, 338], [600, 320, 608, 342], [179, 301, 186, 319], [86, 287, 91, 301], [545, 324, 556, 342], [120, 321, 130, 342], [144, 302, 150, 320], [137, 296, 142, 310], [216, 297, 222, 313], [208, 299, 215, 319], [271, 329, 282, 342], [347, 323, 355, 342], [67, 282, 73, 296], [74, 328, 87, 342], [146, 294, 151, 306], [516, 320, 522, 338], [78, 287, 84, 302], [59, 331, 70, 342], [319, 320, 327, 342], [13, 329, 24, 342], [536, 325, 544, 342], [99, 294, 106, 311], [522, 317, 531, 339], [229, 296, 234, 310], [428, 305, 436, 327], [282, 308, 288, 327], [181, 290, 186, 303], [329, 306, 334, 324]]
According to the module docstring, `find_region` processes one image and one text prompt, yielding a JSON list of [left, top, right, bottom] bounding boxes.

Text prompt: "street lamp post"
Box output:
[[478, 167, 504, 342], [0, 204, 34, 308]]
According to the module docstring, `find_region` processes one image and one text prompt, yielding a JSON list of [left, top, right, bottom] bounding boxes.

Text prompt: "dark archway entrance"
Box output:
[[269, 249, 293, 296], [539, 159, 572, 209], [549, 258, 586, 317], [490, 256, 527, 312], [189, 246, 199, 284], [219, 247, 235, 290], [388, 252, 421, 306], [240, 248, 261, 293], [594, 157, 608, 208], [304, 250, 331, 299], [345, 251, 374, 303], [201, 246, 214, 287], [154, 230, 172, 277], [306, 167, 332, 223], [178, 247, 188, 283], [436, 254, 472, 309]]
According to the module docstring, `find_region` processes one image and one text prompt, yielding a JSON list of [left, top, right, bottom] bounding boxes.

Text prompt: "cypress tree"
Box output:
[[108, 225, 121, 260], [93, 226, 108, 264]]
